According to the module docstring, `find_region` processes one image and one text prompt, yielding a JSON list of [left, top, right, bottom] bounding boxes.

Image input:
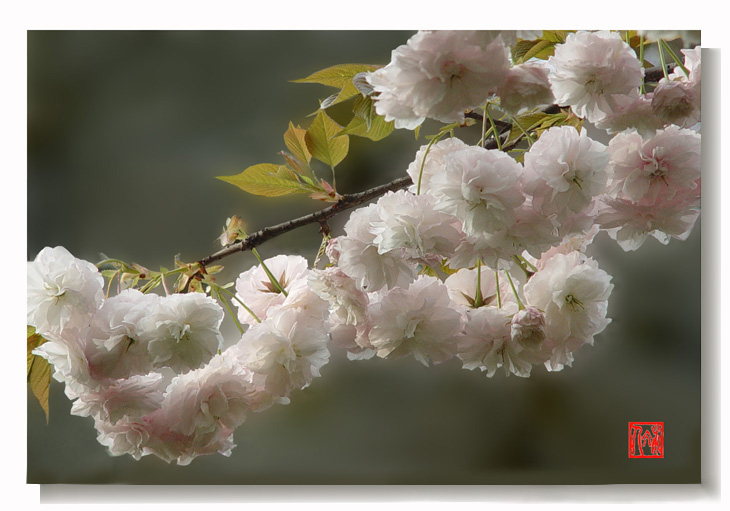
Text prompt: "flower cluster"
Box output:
[[28, 30, 701, 467], [370, 30, 700, 138], [28, 247, 329, 465]]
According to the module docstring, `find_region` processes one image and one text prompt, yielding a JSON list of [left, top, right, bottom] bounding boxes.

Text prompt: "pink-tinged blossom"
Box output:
[[70, 373, 164, 424], [94, 417, 152, 460], [27, 246, 104, 337], [448, 202, 561, 270], [370, 190, 464, 267], [523, 251, 613, 371], [234, 254, 310, 326], [595, 189, 700, 251], [368, 276, 464, 366], [368, 30, 511, 129], [129, 410, 238, 465], [86, 289, 159, 380], [32, 327, 95, 399], [593, 94, 664, 137], [496, 60, 555, 115], [651, 80, 700, 128], [605, 126, 701, 204], [308, 267, 369, 326], [444, 266, 512, 309], [523, 126, 609, 228], [405, 137, 469, 194], [457, 302, 550, 378], [548, 31, 644, 122], [329, 322, 377, 361], [230, 307, 330, 398], [162, 353, 272, 440], [137, 293, 223, 373], [669, 47, 701, 86], [337, 204, 418, 292], [430, 146, 525, 237]]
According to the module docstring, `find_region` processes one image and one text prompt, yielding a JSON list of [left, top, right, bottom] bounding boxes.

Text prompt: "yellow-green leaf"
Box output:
[[305, 111, 349, 167], [505, 111, 552, 146], [293, 63, 381, 108], [27, 326, 50, 423], [217, 163, 310, 197], [293, 63, 380, 89], [283, 123, 311, 164], [338, 113, 394, 142]]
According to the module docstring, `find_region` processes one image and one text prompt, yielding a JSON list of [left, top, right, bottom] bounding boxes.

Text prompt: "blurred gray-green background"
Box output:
[[27, 31, 700, 484]]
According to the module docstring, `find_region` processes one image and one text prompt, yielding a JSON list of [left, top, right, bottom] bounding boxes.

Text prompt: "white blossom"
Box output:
[[593, 94, 664, 137], [651, 80, 700, 128], [337, 204, 418, 292], [406, 137, 469, 194], [234, 254, 310, 326], [605, 126, 701, 204], [548, 31, 644, 122], [523, 251, 613, 370], [27, 246, 104, 336], [430, 146, 525, 237], [595, 190, 700, 251], [523, 126, 609, 227], [369, 30, 511, 128], [308, 267, 369, 326], [70, 373, 164, 424], [496, 60, 555, 115], [86, 289, 159, 380], [137, 293, 223, 373], [369, 190, 464, 266], [161, 353, 271, 444], [230, 307, 330, 397], [368, 276, 464, 366]]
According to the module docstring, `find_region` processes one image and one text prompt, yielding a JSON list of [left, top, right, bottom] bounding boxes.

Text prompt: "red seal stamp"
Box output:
[[628, 422, 664, 458]]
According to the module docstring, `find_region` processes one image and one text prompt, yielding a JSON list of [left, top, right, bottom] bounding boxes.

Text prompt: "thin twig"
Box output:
[[198, 176, 414, 266]]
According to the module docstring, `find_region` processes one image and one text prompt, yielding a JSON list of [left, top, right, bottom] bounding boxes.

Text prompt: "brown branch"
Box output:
[[198, 176, 413, 267]]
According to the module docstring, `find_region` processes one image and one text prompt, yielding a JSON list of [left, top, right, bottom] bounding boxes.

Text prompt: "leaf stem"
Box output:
[[639, 34, 646, 94], [474, 259, 484, 308], [495, 270, 502, 309], [417, 132, 448, 195], [484, 103, 503, 151], [215, 288, 245, 334], [504, 270, 525, 310], [251, 247, 288, 296], [660, 39, 689, 78], [657, 41, 669, 80], [216, 283, 262, 323]]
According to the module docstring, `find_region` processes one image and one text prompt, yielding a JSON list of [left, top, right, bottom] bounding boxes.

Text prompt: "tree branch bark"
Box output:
[[198, 175, 414, 266]]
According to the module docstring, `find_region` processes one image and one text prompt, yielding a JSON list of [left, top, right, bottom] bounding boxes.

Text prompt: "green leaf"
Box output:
[[338, 113, 395, 142], [217, 163, 311, 197], [505, 111, 552, 146], [305, 111, 349, 167], [283, 122, 311, 164], [27, 326, 50, 423], [541, 30, 572, 43], [352, 96, 374, 129], [293, 63, 381, 108]]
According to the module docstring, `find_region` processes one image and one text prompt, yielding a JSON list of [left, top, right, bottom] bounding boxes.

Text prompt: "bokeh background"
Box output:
[[27, 31, 701, 484]]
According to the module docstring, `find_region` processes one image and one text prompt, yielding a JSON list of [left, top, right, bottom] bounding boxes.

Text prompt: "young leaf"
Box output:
[[217, 163, 311, 197], [353, 96, 375, 129], [293, 63, 381, 108], [305, 111, 349, 167], [27, 326, 50, 423], [283, 123, 311, 164], [338, 114, 394, 142]]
